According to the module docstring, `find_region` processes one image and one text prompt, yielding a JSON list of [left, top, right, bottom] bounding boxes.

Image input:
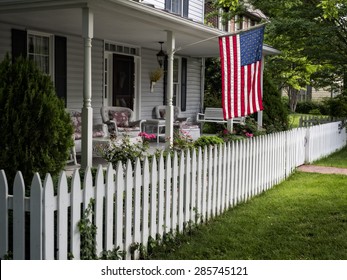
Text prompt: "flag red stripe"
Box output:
[[247, 64, 252, 115], [257, 61, 263, 111], [233, 36, 238, 118]]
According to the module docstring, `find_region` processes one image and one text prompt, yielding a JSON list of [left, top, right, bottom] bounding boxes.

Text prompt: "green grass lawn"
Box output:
[[151, 172, 347, 260], [313, 145, 347, 168]]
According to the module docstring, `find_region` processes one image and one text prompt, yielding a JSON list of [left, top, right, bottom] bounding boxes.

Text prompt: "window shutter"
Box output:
[[181, 58, 187, 112], [183, 0, 189, 18], [163, 57, 168, 105], [165, 0, 171, 11], [54, 36, 67, 105], [11, 29, 27, 62]]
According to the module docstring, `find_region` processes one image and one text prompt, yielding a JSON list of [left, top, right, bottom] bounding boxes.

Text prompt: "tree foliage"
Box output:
[[0, 55, 74, 186], [249, 0, 347, 95], [213, 0, 347, 113]]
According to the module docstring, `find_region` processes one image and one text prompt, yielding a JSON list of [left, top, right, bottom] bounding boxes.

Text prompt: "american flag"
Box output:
[[219, 26, 265, 119]]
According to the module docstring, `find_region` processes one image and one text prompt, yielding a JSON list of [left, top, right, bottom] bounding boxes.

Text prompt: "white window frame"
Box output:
[[167, 0, 187, 17], [27, 30, 54, 77], [173, 57, 181, 107]]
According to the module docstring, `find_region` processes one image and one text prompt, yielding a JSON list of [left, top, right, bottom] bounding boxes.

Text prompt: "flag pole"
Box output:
[[174, 22, 268, 54]]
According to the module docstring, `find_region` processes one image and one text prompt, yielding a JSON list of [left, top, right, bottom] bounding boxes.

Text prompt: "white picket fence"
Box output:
[[0, 122, 346, 260]]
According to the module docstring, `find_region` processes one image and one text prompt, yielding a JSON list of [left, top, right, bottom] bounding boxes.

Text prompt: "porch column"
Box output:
[[81, 7, 93, 169], [165, 30, 175, 149]]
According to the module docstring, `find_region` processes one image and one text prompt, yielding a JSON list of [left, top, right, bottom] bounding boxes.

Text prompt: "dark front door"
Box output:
[[113, 54, 135, 109]]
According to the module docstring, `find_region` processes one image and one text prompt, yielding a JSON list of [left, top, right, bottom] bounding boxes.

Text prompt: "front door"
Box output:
[[113, 54, 135, 109]]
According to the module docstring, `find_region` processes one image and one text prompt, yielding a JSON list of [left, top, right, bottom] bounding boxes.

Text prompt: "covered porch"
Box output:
[[0, 0, 279, 170]]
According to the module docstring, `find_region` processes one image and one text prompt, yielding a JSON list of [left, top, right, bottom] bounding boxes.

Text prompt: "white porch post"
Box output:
[[81, 7, 93, 168], [165, 30, 175, 149], [227, 119, 233, 132]]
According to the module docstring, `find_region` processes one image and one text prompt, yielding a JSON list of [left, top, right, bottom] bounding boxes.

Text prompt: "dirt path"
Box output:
[[297, 165, 347, 176]]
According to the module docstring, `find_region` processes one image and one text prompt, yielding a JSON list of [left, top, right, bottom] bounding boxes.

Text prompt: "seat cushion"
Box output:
[[109, 110, 130, 127], [158, 107, 179, 120], [70, 111, 82, 140]]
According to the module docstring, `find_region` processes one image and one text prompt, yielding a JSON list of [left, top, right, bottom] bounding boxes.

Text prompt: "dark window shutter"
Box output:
[[165, 0, 171, 11], [183, 0, 189, 18], [163, 56, 168, 105], [11, 29, 27, 62], [181, 58, 187, 112], [54, 36, 67, 105]]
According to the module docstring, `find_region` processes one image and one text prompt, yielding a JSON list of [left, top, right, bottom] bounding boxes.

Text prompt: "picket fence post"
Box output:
[[0, 170, 9, 259], [30, 173, 43, 260]]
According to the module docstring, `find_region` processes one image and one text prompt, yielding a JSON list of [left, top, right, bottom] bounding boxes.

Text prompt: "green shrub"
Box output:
[[323, 94, 347, 118], [262, 75, 289, 133], [194, 135, 224, 149], [308, 108, 322, 115], [233, 117, 266, 137], [295, 101, 318, 114], [0, 55, 73, 186], [295, 101, 329, 115]]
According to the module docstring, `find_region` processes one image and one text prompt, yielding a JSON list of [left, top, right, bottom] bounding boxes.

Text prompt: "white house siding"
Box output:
[[189, 0, 204, 23], [142, 0, 204, 23], [140, 47, 166, 119], [140, 47, 203, 121], [186, 57, 203, 121], [312, 88, 332, 101]]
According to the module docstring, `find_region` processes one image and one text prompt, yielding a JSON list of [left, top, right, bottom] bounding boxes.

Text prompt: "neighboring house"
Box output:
[[296, 85, 341, 102], [0, 0, 278, 167], [205, 0, 268, 32]]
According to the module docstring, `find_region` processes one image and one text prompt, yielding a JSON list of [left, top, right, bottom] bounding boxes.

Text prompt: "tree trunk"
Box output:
[[288, 87, 299, 112]]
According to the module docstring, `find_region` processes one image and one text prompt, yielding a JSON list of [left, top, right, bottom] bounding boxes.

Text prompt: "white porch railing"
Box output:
[[0, 122, 346, 260]]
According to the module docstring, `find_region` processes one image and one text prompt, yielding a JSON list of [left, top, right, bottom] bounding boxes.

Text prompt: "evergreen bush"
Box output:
[[262, 75, 289, 133], [0, 55, 73, 186]]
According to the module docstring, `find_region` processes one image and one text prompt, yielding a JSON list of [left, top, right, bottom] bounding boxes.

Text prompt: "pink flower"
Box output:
[[138, 132, 156, 140], [245, 132, 253, 138]]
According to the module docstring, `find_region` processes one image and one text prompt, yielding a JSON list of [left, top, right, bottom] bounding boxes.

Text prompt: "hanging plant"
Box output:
[[149, 68, 163, 83], [149, 68, 163, 92]]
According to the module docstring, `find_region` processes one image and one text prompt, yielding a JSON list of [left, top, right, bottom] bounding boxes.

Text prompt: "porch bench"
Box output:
[[196, 108, 245, 125]]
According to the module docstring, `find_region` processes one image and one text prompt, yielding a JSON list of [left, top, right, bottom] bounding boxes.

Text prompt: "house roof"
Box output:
[[0, 0, 279, 57]]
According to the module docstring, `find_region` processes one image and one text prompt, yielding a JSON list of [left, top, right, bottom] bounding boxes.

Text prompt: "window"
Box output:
[[12, 29, 67, 103], [173, 58, 180, 106], [163, 57, 187, 112], [27, 32, 52, 75], [165, 0, 189, 18]]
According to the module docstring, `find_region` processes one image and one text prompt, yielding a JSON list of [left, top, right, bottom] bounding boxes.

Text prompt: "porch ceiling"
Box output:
[[0, 0, 279, 57]]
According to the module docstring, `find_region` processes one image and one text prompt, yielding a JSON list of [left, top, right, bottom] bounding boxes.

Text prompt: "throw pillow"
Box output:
[[109, 110, 129, 127]]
